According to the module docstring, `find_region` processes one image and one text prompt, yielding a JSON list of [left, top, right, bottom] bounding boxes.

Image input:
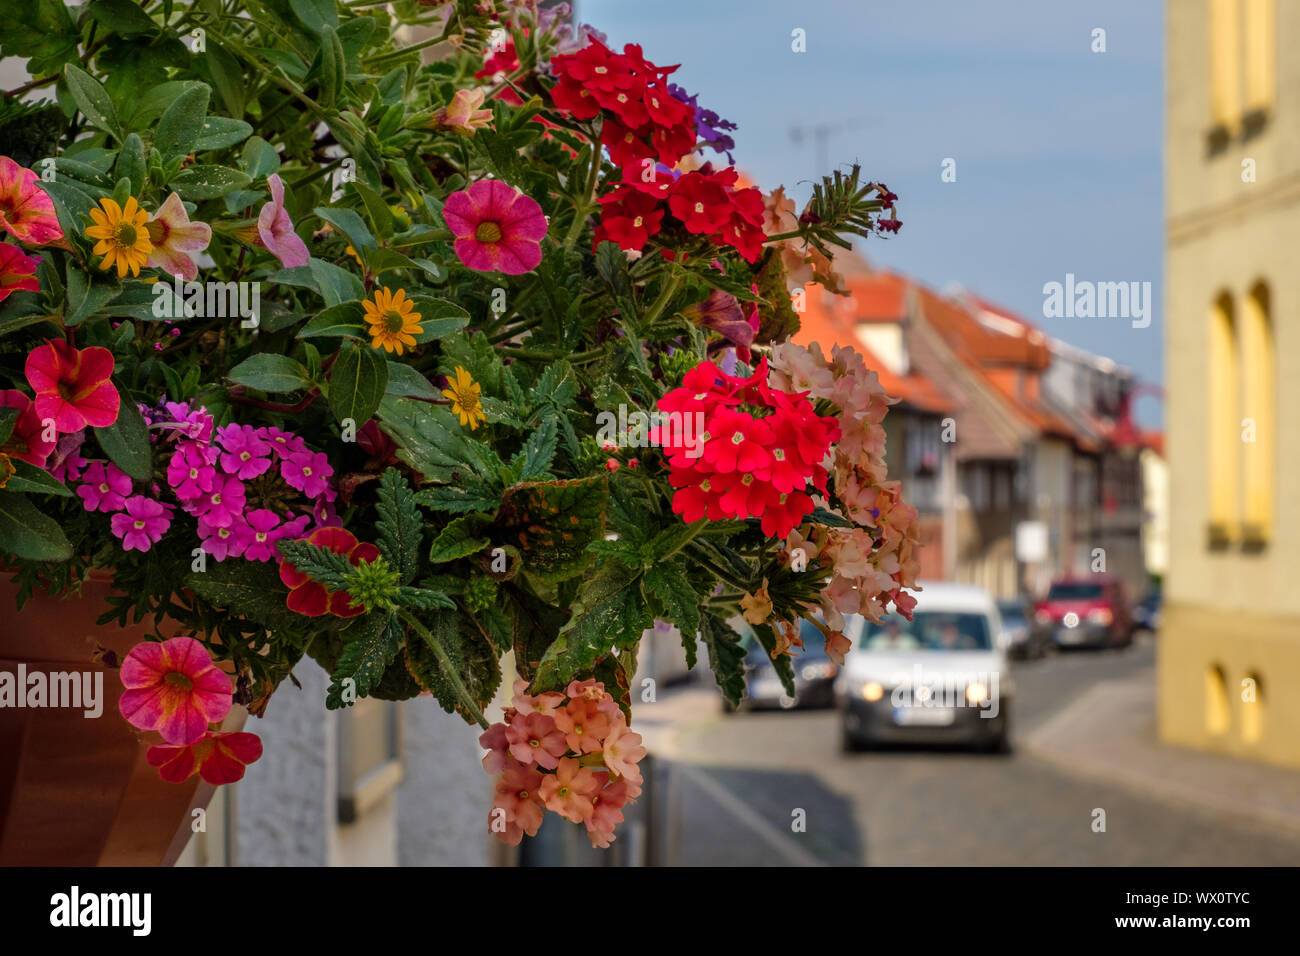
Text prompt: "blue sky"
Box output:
[[579, 0, 1165, 426]]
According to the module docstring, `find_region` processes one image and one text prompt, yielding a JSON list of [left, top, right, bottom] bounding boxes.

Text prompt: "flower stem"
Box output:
[[399, 610, 490, 730]]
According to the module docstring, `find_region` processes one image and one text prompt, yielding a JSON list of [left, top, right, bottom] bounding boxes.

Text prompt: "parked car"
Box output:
[[1133, 587, 1162, 633], [996, 598, 1050, 659], [835, 582, 1012, 752], [1032, 576, 1134, 650], [726, 618, 839, 711]]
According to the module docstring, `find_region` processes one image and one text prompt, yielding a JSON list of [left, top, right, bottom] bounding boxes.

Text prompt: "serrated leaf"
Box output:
[[413, 484, 499, 514], [375, 468, 421, 583], [184, 558, 299, 631], [529, 360, 578, 410], [509, 417, 557, 482], [493, 476, 607, 582], [701, 612, 747, 706], [276, 538, 355, 589], [377, 395, 476, 483], [325, 612, 403, 708], [644, 559, 699, 639], [535, 567, 651, 690], [405, 609, 501, 724]]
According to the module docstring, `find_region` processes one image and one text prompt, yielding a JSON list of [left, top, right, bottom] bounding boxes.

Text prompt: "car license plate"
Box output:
[[893, 706, 955, 727], [1055, 627, 1084, 643]]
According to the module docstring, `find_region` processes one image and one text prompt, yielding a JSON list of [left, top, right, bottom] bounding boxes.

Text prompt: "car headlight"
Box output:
[[1087, 608, 1113, 626], [965, 681, 989, 704], [861, 681, 884, 702], [801, 662, 837, 680]]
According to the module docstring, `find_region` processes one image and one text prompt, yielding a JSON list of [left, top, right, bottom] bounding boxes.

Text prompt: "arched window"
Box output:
[[1208, 293, 1239, 537], [1205, 663, 1231, 735], [1241, 671, 1264, 744], [1210, 0, 1242, 127], [1240, 281, 1274, 543], [1244, 0, 1276, 113]]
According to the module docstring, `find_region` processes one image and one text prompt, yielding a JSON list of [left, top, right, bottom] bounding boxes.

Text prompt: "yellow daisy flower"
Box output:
[[441, 365, 486, 431], [361, 286, 423, 355], [85, 196, 153, 278]]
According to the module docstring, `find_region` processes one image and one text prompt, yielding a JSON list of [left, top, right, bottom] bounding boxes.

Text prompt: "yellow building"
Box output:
[[1161, 0, 1300, 766]]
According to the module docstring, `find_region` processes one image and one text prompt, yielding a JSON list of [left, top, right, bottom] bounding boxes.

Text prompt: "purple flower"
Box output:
[[199, 517, 244, 562], [668, 84, 737, 163], [216, 423, 273, 480], [239, 508, 289, 562], [161, 400, 214, 442], [78, 461, 133, 513], [191, 473, 246, 528], [263, 426, 307, 460], [110, 496, 171, 552], [281, 450, 332, 499], [50, 431, 88, 484], [167, 442, 218, 500]]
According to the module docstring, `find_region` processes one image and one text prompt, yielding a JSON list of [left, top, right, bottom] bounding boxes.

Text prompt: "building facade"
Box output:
[[1161, 0, 1300, 766]]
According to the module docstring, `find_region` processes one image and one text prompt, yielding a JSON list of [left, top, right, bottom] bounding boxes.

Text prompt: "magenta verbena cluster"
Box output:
[[63, 399, 336, 558]]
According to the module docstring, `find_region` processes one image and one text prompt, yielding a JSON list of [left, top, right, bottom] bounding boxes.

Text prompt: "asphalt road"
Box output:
[[660, 637, 1300, 865]]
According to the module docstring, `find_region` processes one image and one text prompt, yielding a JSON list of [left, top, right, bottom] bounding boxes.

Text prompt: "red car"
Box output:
[[1032, 576, 1134, 649]]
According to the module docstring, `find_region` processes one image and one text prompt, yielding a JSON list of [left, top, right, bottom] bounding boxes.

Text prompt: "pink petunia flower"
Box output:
[[256, 173, 310, 268], [0, 389, 56, 466], [145, 192, 212, 282], [0, 242, 39, 304], [281, 449, 332, 498], [77, 461, 132, 513], [161, 401, 214, 441], [24, 339, 120, 432], [118, 637, 232, 745], [147, 731, 263, 785], [216, 423, 272, 479], [110, 496, 171, 551], [442, 178, 547, 275], [0, 156, 62, 245]]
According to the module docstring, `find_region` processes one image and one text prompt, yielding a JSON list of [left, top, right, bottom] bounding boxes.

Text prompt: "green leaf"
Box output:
[[201, 40, 246, 118], [64, 63, 121, 140], [535, 567, 651, 690], [314, 205, 375, 252], [64, 268, 121, 326], [377, 395, 476, 483], [375, 468, 421, 583], [316, 24, 344, 109], [0, 491, 71, 560], [427, 514, 489, 564], [88, 0, 160, 36], [412, 484, 499, 514], [0, 0, 79, 77], [228, 354, 311, 393], [155, 83, 209, 162], [185, 558, 299, 631], [530, 360, 578, 410], [126, 80, 207, 129], [352, 180, 393, 239], [405, 609, 501, 724], [241, 135, 280, 179], [0, 291, 49, 338], [494, 476, 607, 582], [384, 361, 439, 399], [93, 388, 151, 480], [296, 300, 365, 340], [0, 407, 16, 445], [289, 0, 338, 37], [328, 340, 388, 425], [701, 613, 747, 706], [115, 132, 146, 194], [169, 164, 251, 200], [265, 259, 365, 307], [277, 539, 355, 589], [644, 558, 700, 639], [194, 116, 253, 152], [509, 416, 556, 481], [408, 296, 469, 343], [3, 460, 73, 497], [326, 613, 404, 708]]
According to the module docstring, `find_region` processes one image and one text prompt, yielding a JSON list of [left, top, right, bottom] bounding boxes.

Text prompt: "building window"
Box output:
[[1207, 292, 1238, 543], [1210, 0, 1274, 135], [1243, 0, 1275, 115], [337, 697, 404, 824], [1210, 0, 1242, 129], [1240, 281, 1273, 547]]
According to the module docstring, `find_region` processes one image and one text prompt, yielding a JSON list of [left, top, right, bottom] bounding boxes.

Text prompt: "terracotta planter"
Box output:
[[0, 573, 242, 866]]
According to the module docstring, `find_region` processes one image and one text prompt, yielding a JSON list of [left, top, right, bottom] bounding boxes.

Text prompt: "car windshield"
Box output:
[[997, 602, 1026, 624], [862, 611, 992, 651], [1046, 583, 1103, 600]]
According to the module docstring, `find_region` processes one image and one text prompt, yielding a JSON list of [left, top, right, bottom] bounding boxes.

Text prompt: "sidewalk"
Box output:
[[1022, 670, 1300, 837]]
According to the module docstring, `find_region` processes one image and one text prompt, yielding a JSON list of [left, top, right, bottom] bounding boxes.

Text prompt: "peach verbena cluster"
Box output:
[[479, 679, 647, 848]]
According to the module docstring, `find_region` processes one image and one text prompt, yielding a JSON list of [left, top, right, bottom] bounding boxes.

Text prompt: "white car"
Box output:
[[835, 582, 1013, 752]]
